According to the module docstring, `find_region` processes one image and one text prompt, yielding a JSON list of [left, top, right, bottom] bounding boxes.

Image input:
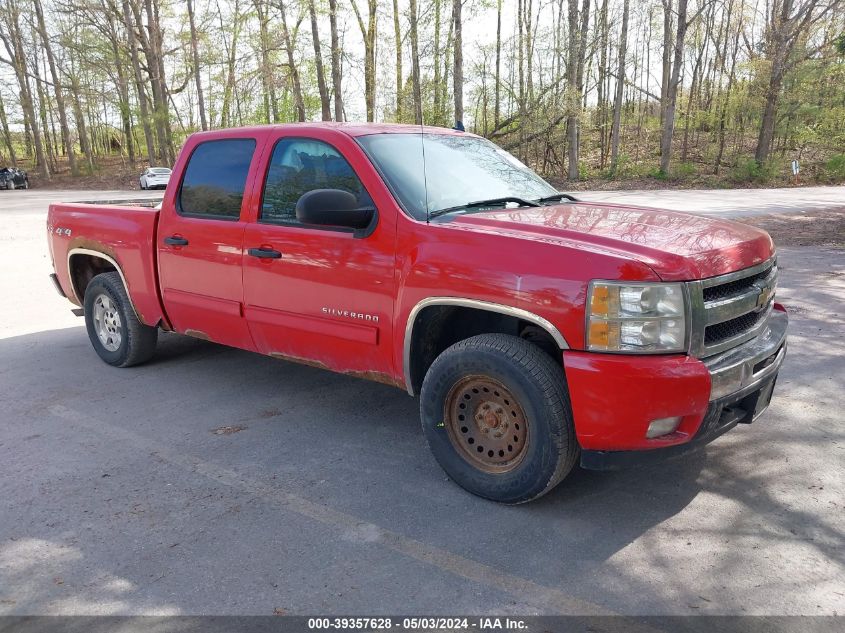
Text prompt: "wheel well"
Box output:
[[408, 305, 562, 395], [69, 253, 117, 302]]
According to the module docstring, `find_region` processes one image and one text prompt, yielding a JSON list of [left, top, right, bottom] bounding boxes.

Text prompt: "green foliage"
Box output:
[[730, 158, 778, 184], [836, 34, 845, 57], [820, 154, 845, 182], [673, 162, 697, 179]]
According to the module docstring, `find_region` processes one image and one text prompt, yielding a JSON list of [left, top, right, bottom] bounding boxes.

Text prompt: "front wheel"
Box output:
[[84, 272, 157, 367], [420, 333, 578, 504]]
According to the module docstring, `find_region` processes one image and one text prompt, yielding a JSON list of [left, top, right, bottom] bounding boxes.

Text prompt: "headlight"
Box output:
[[587, 281, 686, 353]]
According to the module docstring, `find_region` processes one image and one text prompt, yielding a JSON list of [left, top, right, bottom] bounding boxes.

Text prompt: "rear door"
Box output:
[[157, 135, 262, 350], [241, 130, 398, 382]]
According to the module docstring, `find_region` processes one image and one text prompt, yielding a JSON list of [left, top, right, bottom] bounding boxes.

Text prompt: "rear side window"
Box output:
[[178, 139, 256, 219]]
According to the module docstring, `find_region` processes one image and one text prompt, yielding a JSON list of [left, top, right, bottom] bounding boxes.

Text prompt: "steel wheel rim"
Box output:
[[444, 375, 529, 474], [93, 293, 122, 352]]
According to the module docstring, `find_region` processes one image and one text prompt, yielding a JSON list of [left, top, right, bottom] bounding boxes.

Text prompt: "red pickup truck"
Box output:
[[47, 123, 787, 503]]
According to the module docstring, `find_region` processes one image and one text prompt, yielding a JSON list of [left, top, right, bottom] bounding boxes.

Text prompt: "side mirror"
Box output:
[[295, 189, 375, 231]]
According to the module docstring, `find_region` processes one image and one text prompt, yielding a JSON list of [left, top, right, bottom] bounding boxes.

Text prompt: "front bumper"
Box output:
[[564, 307, 787, 466]]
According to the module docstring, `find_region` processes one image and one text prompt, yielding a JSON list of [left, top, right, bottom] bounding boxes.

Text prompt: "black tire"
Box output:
[[139, 181, 146, 190], [22, 179, 29, 189], [420, 333, 578, 504], [84, 271, 157, 367]]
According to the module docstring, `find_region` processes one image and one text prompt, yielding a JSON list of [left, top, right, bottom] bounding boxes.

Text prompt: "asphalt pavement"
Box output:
[[0, 188, 842, 615]]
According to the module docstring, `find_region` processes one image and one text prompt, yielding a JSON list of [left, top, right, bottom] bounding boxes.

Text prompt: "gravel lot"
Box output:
[[0, 189, 843, 615]]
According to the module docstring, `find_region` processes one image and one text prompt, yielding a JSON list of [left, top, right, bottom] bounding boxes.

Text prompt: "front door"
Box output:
[[158, 136, 260, 350], [242, 133, 397, 383]]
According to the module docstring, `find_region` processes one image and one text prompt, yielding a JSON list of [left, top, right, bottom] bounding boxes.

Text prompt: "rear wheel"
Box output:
[[84, 272, 157, 367], [22, 179, 28, 189], [420, 333, 578, 504]]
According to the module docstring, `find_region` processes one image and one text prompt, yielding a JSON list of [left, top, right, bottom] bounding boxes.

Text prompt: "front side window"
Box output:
[[357, 133, 557, 220], [260, 138, 373, 225], [178, 139, 256, 219]]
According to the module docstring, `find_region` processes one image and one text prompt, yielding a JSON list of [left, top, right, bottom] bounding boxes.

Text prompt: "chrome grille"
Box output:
[[704, 309, 767, 345], [702, 265, 773, 302], [688, 257, 778, 358]]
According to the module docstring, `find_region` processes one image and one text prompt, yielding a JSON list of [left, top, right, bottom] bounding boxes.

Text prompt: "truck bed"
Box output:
[[47, 202, 167, 328]]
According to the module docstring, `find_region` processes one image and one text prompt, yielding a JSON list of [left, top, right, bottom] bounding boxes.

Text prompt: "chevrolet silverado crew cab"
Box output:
[[47, 123, 787, 503]]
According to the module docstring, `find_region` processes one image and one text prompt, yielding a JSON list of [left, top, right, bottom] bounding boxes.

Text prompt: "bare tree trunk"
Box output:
[[33, 0, 77, 174], [218, 0, 242, 127], [122, 0, 155, 163], [0, 1, 50, 178], [565, 0, 588, 180], [67, 69, 94, 172], [137, 0, 173, 163], [433, 0, 442, 121], [101, 5, 136, 167], [0, 93, 16, 166], [610, 0, 629, 175], [328, 0, 343, 121], [351, 0, 378, 122], [392, 0, 402, 121], [494, 0, 501, 128], [277, 0, 306, 121], [188, 0, 208, 129], [659, 0, 689, 175], [32, 44, 57, 173], [309, 0, 331, 121], [660, 0, 673, 125], [409, 0, 422, 124], [452, 0, 463, 124]]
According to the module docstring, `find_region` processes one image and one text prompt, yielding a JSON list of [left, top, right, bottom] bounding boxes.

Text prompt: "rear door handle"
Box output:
[[164, 236, 189, 246], [248, 247, 282, 259]]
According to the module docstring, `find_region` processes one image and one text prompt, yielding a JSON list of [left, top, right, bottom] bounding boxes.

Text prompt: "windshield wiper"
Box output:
[[429, 196, 541, 219], [534, 192, 578, 204]]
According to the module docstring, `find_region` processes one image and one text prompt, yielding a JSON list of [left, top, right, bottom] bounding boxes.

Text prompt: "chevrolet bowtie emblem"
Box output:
[[754, 282, 773, 311]]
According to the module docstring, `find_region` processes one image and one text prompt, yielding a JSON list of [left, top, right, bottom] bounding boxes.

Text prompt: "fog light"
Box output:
[[646, 416, 682, 439]]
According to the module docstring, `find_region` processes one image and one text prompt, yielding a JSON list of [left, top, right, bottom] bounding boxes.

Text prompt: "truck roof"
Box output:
[[188, 122, 473, 140]]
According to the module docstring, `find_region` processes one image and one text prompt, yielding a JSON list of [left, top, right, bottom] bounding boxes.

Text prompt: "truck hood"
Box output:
[[450, 201, 774, 280]]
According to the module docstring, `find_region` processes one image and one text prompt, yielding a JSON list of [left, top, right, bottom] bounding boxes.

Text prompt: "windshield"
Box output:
[[357, 133, 557, 220]]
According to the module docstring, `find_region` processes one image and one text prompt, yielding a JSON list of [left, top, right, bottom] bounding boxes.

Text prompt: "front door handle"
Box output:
[[248, 247, 282, 259], [164, 236, 189, 246]]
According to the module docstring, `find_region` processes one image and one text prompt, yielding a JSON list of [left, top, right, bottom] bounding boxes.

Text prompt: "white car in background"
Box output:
[[139, 167, 172, 190]]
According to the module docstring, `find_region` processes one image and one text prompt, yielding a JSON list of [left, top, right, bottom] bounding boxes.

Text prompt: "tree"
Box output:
[[565, 0, 589, 180], [754, 0, 841, 164], [0, 91, 16, 166], [187, 0, 208, 130], [453, 0, 463, 124], [309, 0, 332, 121], [609, 0, 630, 175], [659, 0, 690, 175], [409, 0, 422, 123], [351, 0, 378, 122], [392, 0, 402, 120], [328, 0, 344, 121], [276, 0, 306, 121], [33, 0, 77, 174]]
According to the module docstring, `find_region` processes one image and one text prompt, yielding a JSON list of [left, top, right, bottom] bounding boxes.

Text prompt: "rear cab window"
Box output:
[[178, 138, 256, 220]]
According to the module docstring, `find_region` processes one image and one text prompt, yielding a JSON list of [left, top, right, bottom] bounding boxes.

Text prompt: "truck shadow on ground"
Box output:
[[1, 321, 841, 614]]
